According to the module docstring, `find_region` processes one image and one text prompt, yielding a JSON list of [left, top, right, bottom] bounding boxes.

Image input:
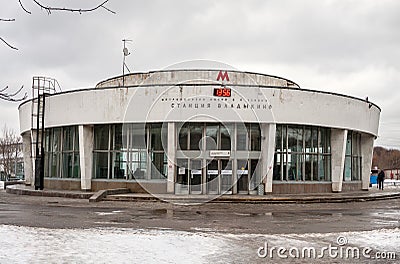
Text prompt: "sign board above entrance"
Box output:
[[210, 150, 231, 157]]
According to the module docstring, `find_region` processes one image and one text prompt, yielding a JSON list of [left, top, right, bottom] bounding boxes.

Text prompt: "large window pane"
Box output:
[[63, 127, 73, 151], [113, 125, 123, 151], [288, 126, 303, 153], [112, 152, 126, 179], [150, 124, 163, 151], [273, 153, 282, 180], [129, 124, 146, 150], [94, 152, 108, 179], [250, 124, 261, 151], [206, 124, 218, 150], [189, 123, 203, 150], [178, 124, 188, 150], [151, 153, 167, 179], [94, 125, 109, 150], [62, 153, 73, 178], [220, 124, 232, 150], [237, 124, 248, 151], [275, 125, 282, 152], [304, 127, 312, 153]]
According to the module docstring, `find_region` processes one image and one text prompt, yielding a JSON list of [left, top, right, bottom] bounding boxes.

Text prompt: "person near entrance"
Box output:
[[377, 169, 385, 190]]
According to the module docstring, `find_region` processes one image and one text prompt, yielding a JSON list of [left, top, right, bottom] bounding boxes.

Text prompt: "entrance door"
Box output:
[[206, 160, 219, 194], [206, 159, 233, 194], [237, 159, 249, 193], [176, 159, 189, 194], [190, 160, 202, 194], [220, 160, 232, 194]]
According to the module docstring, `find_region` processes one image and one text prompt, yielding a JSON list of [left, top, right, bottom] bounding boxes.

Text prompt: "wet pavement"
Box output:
[[1, 189, 400, 263]]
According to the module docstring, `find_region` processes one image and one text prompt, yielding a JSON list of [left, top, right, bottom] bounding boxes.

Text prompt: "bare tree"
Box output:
[[1, 0, 115, 50], [0, 86, 27, 102], [0, 0, 115, 101], [0, 125, 22, 181]]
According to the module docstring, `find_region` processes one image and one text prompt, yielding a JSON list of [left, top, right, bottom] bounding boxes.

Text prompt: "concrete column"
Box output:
[[361, 134, 374, 191], [167, 122, 176, 193], [331, 129, 347, 192], [261, 123, 276, 193], [22, 132, 33, 186], [79, 125, 93, 191]]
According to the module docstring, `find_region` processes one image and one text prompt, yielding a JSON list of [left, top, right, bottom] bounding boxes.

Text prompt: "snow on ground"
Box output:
[[0, 225, 398, 263], [0, 225, 232, 264]]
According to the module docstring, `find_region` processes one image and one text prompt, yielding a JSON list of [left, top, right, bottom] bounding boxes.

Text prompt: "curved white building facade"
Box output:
[[19, 70, 380, 194]]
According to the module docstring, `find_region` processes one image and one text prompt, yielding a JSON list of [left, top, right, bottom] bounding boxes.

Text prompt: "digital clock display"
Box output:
[[213, 88, 231, 97]]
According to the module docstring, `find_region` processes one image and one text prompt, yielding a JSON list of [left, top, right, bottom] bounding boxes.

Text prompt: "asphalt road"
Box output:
[[1, 189, 400, 234]]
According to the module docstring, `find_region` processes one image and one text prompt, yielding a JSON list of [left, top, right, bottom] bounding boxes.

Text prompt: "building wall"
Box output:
[[18, 70, 381, 194]]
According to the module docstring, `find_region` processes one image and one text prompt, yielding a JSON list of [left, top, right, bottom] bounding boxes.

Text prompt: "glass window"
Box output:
[[304, 127, 312, 153], [44, 126, 80, 179], [113, 125, 123, 151], [93, 152, 108, 179], [112, 152, 126, 179], [274, 125, 331, 182], [206, 124, 218, 150], [63, 127, 73, 151], [94, 125, 109, 150], [288, 126, 303, 153], [129, 124, 146, 150], [249, 159, 260, 190], [178, 124, 188, 150], [220, 124, 232, 150], [273, 153, 282, 181], [344, 131, 362, 181], [151, 153, 167, 179], [189, 123, 203, 150], [150, 124, 163, 151], [275, 125, 282, 152], [249, 124, 261, 151], [236, 124, 248, 151]]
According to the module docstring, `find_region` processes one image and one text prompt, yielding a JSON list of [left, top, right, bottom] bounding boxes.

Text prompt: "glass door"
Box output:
[[176, 159, 189, 194], [237, 159, 249, 193], [221, 159, 233, 194], [190, 160, 202, 194], [206, 160, 219, 194]]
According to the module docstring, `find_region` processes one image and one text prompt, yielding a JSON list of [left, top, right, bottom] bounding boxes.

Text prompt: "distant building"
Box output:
[[18, 70, 380, 194]]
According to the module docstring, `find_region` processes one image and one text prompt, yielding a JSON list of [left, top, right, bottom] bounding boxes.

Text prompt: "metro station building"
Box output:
[[18, 70, 381, 194]]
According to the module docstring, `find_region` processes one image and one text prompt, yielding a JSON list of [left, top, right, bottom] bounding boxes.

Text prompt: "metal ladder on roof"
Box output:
[[30, 77, 61, 189]]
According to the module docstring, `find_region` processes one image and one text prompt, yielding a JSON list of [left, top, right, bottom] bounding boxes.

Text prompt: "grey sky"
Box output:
[[1, 0, 399, 148]]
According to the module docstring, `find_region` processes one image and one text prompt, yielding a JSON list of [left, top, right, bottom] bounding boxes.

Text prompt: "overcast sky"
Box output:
[[1, 0, 399, 148]]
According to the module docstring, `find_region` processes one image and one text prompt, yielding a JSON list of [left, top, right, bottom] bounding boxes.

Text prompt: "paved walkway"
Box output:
[[6, 183, 400, 204]]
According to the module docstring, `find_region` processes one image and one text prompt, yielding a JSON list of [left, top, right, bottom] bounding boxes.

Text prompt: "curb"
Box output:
[[103, 192, 400, 204], [6, 185, 93, 199], [89, 188, 131, 202], [6, 185, 400, 204]]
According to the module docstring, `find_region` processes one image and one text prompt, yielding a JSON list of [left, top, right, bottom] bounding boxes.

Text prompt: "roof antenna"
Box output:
[[122, 39, 133, 87]]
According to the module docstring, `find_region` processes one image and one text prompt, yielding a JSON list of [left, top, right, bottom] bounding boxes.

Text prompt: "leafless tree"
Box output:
[[0, 0, 114, 101], [0, 86, 27, 102], [0, 125, 22, 180], [1, 0, 114, 50]]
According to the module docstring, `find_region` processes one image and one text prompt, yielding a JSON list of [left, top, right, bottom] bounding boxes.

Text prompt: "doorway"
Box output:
[[206, 159, 233, 194]]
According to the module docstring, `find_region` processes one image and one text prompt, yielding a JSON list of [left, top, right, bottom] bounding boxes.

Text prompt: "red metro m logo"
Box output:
[[217, 71, 230, 82]]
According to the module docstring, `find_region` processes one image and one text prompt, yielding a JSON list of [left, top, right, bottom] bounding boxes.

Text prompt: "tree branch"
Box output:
[[0, 37, 18, 50], [31, 0, 116, 14], [0, 86, 27, 102], [0, 18, 16, 22], [19, 0, 32, 14]]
